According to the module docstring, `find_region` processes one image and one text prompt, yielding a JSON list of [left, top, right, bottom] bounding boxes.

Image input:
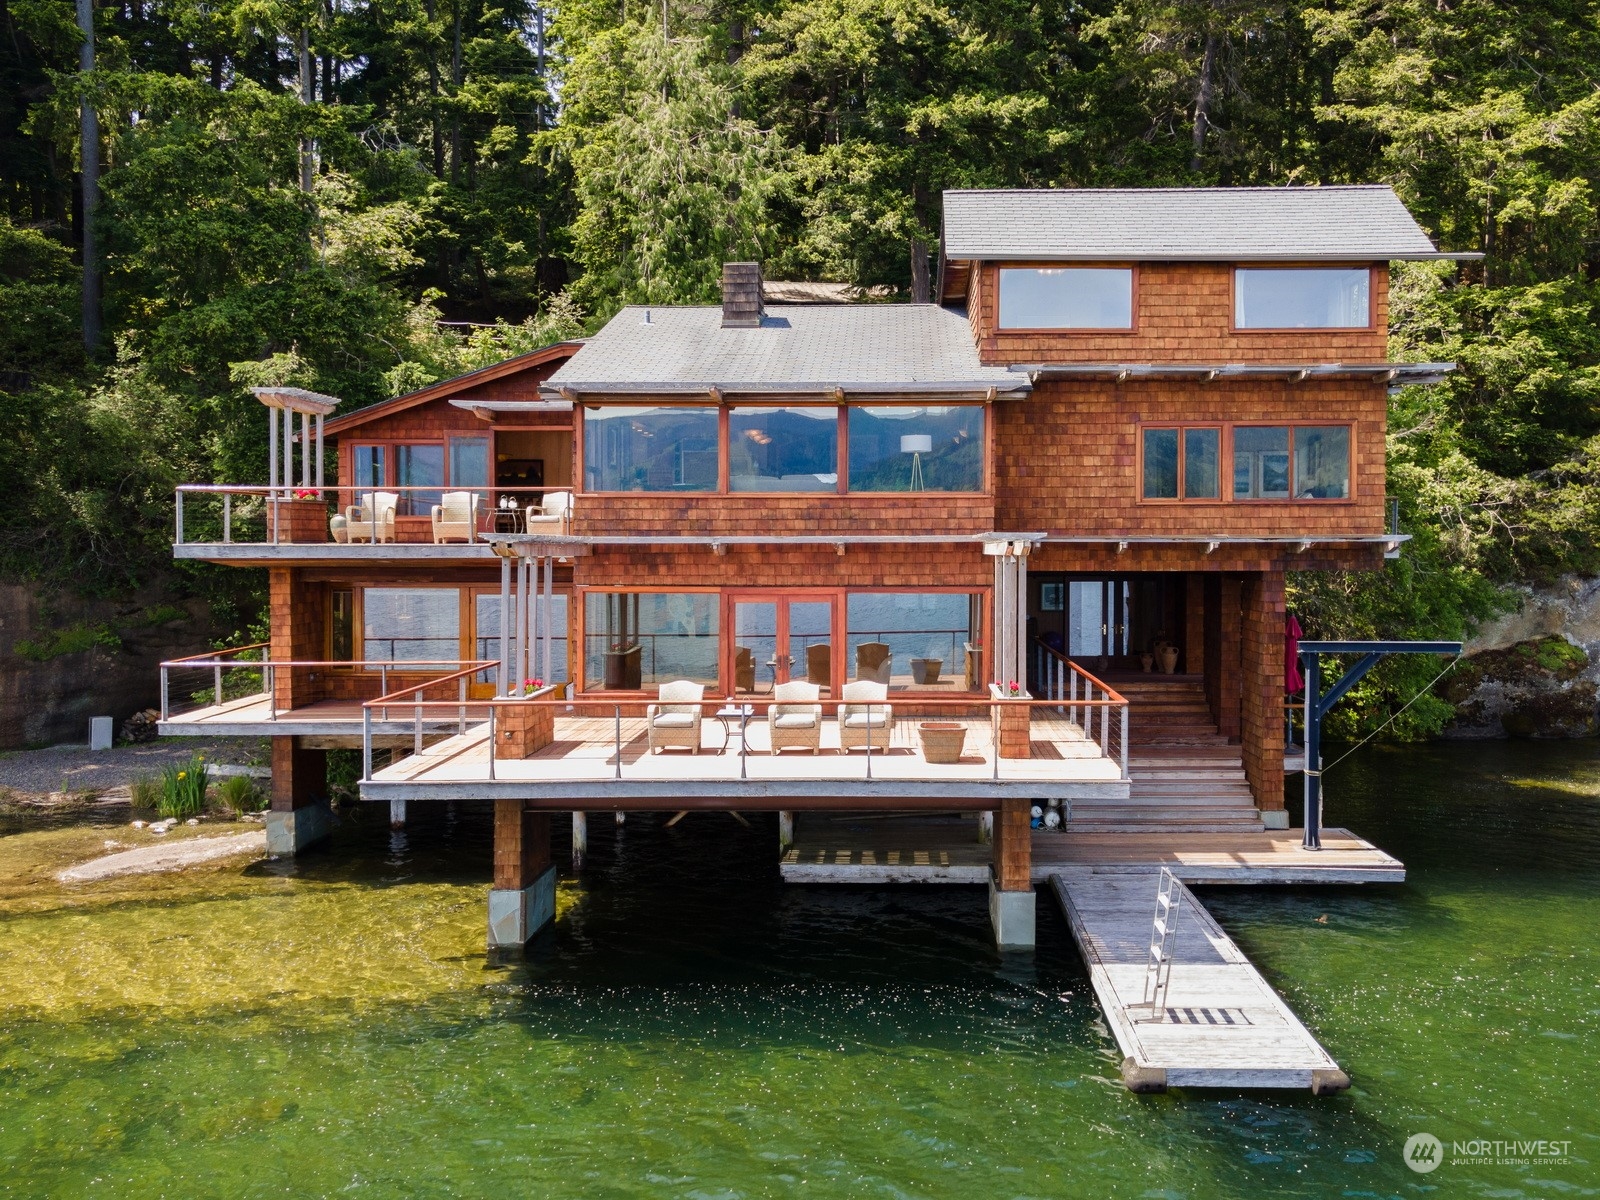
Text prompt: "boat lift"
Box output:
[[1298, 640, 1463, 851]]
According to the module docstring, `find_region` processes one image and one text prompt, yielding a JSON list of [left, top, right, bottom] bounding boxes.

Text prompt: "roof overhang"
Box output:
[[1042, 533, 1410, 554], [1013, 362, 1455, 387], [448, 398, 574, 421], [251, 387, 341, 415], [953, 251, 1482, 263], [540, 381, 1032, 402]]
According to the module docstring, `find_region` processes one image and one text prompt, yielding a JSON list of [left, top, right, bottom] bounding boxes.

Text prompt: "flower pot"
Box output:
[[910, 657, 943, 685], [1158, 645, 1180, 674], [1140, 653, 1154, 673], [918, 721, 966, 764]]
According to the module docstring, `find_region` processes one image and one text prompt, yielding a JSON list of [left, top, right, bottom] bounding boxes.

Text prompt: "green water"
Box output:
[[1, 743, 1597, 1198]]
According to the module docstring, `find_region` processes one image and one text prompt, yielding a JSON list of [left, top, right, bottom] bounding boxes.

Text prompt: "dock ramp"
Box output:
[[1050, 869, 1350, 1093]]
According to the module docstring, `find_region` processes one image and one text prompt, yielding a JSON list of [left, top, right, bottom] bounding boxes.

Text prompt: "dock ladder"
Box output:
[[1132, 867, 1181, 1023]]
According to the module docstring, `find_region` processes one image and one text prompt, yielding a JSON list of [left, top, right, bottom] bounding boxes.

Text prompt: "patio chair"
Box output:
[[805, 643, 831, 688], [430, 490, 479, 543], [344, 491, 398, 544], [647, 680, 704, 754], [770, 680, 822, 754], [855, 641, 892, 685], [525, 490, 573, 533], [734, 646, 756, 693], [839, 680, 892, 752]]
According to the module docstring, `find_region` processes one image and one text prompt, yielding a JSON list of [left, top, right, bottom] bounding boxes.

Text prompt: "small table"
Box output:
[[492, 508, 524, 534], [713, 703, 755, 755]]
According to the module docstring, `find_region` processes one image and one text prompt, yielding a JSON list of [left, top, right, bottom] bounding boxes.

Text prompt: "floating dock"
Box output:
[[1048, 870, 1349, 1092]]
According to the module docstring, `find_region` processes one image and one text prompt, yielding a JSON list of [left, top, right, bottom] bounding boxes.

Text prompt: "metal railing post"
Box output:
[[992, 703, 1000, 780], [740, 704, 748, 780], [1120, 704, 1130, 778], [175, 489, 184, 544], [614, 704, 624, 780], [487, 704, 496, 780], [160, 666, 169, 721], [414, 694, 423, 756], [223, 492, 232, 543], [1100, 698, 1111, 757], [458, 675, 467, 734], [864, 702, 872, 780], [214, 664, 223, 705], [362, 707, 372, 781]]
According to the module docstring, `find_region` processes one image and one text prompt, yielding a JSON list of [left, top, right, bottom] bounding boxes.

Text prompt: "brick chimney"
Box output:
[[720, 262, 764, 328]]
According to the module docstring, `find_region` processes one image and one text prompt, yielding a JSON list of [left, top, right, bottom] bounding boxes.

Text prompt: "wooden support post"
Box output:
[[266, 735, 330, 855], [989, 796, 1035, 949], [1240, 571, 1287, 824], [571, 811, 587, 870], [489, 799, 555, 948], [778, 810, 793, 851]]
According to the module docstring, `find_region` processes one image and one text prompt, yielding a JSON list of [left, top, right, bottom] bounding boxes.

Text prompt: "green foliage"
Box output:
[[215, 773, 265, 815], [12, 622, 121, 662], [158, 755, 209, 818], [129, 774, 162, 810], [325, 748, 362, 806]]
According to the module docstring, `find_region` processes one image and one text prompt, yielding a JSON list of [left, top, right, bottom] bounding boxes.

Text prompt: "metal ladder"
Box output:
[[1132, 867, 1181, 1023]]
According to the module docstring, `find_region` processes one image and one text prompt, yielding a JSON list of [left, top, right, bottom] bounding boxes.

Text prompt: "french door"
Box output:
[[725, 591, 841, 696]]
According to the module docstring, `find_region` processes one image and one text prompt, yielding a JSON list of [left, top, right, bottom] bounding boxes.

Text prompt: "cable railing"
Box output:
[[158, 648, 497, 724], [357, 689, 1126, 787], [1031, 638, 1130, 779], [172, 484, 575, 546]]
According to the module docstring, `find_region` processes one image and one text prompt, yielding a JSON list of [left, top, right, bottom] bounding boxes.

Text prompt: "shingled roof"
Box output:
[[543, 305, 1029, 398], [942, 185, 1473, 262]]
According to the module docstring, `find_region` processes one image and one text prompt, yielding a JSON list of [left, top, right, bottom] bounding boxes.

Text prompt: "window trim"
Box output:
[[576, 399, 992, 498], [1229, 265, 1377, 333], [992, 262, 1140, 334], [1137, 421, 1357, 504]]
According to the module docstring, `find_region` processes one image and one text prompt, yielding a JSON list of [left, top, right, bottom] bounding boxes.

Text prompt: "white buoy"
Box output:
[[1044, 809, 1061, 829], [1030, 805, 1043, 820]]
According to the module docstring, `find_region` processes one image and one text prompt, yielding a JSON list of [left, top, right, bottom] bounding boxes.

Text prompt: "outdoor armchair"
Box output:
[[345, 491, 398, 544], [839, 680, 892, 752], [769, 680, 822, 754], [855, 642, 892, 686], [805, 643, 831, 688], [525, 490, 573, 534], [431, 491, 480, 543], [647, 680, 705, 754]]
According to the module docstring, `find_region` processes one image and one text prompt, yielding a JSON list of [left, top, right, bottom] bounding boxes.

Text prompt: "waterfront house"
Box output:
[[161, 185, 1469, 950]]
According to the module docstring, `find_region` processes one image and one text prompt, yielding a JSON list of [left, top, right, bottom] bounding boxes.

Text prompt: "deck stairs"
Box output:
[[1066, 677, 1265, 833]]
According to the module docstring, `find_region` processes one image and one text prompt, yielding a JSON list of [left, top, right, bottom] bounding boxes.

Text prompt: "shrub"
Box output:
[[158, 756, 208, 818], [129, 774, 162, 810], [215, 773, 265, 815]]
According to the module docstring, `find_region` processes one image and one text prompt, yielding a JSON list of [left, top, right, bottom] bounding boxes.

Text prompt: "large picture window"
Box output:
[[583, 591, 720, 689], [362, 588, 460, 666], [847, 405, 984, 492], [998, 267, 1134, 329], [1234, 268, 1370, 329], [1143, 424, 1350, 501], [729, 407, 838, 492], [846, 592, 979, 690], [583, 406, 719, 492]]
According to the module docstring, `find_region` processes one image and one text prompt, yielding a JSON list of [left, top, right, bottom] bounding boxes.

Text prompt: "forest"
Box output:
[[2, 0, 1598, 733]]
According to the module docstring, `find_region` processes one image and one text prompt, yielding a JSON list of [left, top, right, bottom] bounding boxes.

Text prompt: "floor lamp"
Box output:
[[901, 434, 932, 491]]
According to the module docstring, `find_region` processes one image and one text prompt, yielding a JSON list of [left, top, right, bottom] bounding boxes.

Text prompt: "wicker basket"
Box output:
[[918, 721, 967, 764]]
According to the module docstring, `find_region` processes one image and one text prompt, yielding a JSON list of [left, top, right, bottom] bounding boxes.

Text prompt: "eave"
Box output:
[[1012, 362, 1455, 387], [539, 381, 1032, 402]]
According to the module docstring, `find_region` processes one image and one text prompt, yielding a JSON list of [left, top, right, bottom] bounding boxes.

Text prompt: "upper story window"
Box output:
[[729, 407, 837, 492], [583, 405, 720, 492], [1234, 268, 1371, 329], [1143, 423, 1351, 501], [348, 438, 487, 516], [997, 267, 1134, 330], [848, 405, 984, 493]]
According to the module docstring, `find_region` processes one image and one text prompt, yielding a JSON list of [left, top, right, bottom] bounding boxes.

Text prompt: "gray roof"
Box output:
[[543, 304, 1029, 397], [943, 186, 1474, 262]]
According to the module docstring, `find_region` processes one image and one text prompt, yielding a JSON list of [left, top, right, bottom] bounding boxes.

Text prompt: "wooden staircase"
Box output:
[[1067, 677, 1265, 833]]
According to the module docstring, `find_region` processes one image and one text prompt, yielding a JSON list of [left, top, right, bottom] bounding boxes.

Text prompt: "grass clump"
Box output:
[[129, 775, 162, 810], [158, 756, 208, 818], [215, 774, 266, 815]]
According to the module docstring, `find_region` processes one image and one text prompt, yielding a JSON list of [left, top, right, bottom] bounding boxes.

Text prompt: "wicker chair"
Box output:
[[345, 491, 398, 544], [839, 680, 892, 752], [855, 641, 892, 685], [647, 680, 704, 754], [525, 490, 573, 533], [805, 643, 831, 688], [769, 680, 822, 754], [430, 490, 479, 543]]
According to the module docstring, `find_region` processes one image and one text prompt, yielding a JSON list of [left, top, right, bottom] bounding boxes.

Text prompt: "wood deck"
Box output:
[[780, 817, 1403, 884], [159, 694, 487, 741], [362, 713, 1128, 804], [1049, 871, 1349, 1092]]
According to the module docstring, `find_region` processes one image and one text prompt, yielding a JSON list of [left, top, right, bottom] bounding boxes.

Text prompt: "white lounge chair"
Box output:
[[839, 680, 892, 752], [647, 680, 705, 754], [770, 680, 822, 754], [525, 490, 573, 533], [345, 491, 398, 544], [431, 491, 480, 543]]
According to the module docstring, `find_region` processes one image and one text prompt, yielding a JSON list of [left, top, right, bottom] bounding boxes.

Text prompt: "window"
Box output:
[[846, 592, 979, 689], [475, 592, 569, 687], [362, 588, 460, 667], [351, 445, 387, 492], [583, 591, 720, 689], [847, 405, 984, 492], [331, 589, 353, 661], [1233, 426, 1292, 499], [998, 267, 1134, 329], [449, 437, 490, 489], [1292, 426, 1351, 499], [1141, 427, 1220, 500], [1234, 268, 1370, 329], [583, 406, 719, 492], [729, 407, 838, 492], [395, 444, 445, 516]]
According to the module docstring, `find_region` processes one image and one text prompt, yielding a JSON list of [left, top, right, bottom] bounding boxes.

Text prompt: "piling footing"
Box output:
[[1122, 1058, 1168, 1093], [389, 798, 408, 829], [264, 802, 331, 856], [1261, 809, 1290, 830], [988, 880, 1036, 950], [487, 864, 557, 948]]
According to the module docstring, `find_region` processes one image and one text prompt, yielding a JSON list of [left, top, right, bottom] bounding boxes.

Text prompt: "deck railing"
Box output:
[[159, 648, 497, 724], [1031, 639, 1130, 779], [357, 687, 1124, 786], [173, 484, 573, 546]]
